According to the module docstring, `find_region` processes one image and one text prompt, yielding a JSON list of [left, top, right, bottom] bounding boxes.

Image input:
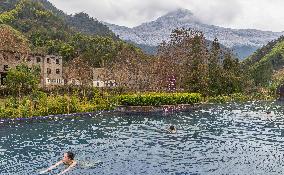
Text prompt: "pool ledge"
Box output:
[[115, 103, 202, 113]]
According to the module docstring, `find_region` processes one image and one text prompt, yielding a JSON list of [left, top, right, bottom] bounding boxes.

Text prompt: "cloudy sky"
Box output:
[[48, 0, 284, 32]]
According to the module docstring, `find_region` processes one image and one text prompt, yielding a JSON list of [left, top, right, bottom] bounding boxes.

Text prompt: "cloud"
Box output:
[[48, 0, 284, 31], [48, 0, 180, 27], [182, 0, 242, 25]]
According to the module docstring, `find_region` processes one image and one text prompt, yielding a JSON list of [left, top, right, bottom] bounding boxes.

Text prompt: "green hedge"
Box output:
[[0, 91, 114, 119], [116, 93, 202, 106], [207, 93, 274, 103]]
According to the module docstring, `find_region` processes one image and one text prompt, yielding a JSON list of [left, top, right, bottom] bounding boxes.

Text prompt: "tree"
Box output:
[[105, 45, 151, 91], [5, 64, 40, 98], [221, 51, 244, 94], [208, 38, 223, 95], [157, 28, 209, 94]]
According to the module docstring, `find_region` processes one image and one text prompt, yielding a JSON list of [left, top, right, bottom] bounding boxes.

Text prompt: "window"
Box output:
[[47, 68, 51, 74], [3, 65, 9, 71], [27, 56, 32, 62], [3, 53, 8, 60], [15, 54, 20, 60], [47, 58, 50, 63], [56, 69, 60, 74], [56, 59, 60, 64], [36, 57, 41, 63]]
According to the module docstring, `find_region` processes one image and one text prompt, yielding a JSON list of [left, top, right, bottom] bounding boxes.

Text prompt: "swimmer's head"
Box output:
[[169, 125, 175, 130], [63, 151, 75, 161]]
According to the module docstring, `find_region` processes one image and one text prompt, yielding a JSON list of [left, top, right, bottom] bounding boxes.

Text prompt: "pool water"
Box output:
[[1, 101, 284, 175]]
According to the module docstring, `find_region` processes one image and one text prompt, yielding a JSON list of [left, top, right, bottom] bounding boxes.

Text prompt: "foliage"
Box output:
[[105, 45, 152, 91], [66, 12, 117, 38], [157, 28, 246, 96], [0, 88, 114, 118], [0, 0, 25, 24], [243, 36, 284, 86], [0, 0, 129, 67], [116, 93, 202, 106], [207, 92, 274, 103], [0, 24, 30, 52], [5, 64, 40, 98]]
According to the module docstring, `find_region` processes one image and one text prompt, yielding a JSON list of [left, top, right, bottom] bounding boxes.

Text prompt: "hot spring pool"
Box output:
[[1, 101, 284, 175]]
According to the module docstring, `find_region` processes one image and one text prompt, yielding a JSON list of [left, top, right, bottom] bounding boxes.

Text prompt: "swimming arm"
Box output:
[[40, 160, 63, 174], [57, 161, 77, 175]]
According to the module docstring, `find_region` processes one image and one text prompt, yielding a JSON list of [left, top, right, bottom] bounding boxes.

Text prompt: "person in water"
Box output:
[[40, 151, 77, 175], [168, 125, 177, 134]]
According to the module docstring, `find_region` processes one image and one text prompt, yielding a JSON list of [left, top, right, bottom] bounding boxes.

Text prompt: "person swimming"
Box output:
[[266, 111, 271, 114], [40, 151, 77, 175], [168, 125, 177, 134]]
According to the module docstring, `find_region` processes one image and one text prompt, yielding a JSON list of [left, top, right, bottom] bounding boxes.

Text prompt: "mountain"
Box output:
[[0, 0, 116, 38], [0, 0, 141, 68], [34, 0, 117, 38], [105, 8, 284, 59], [243, 35, 284, 86]]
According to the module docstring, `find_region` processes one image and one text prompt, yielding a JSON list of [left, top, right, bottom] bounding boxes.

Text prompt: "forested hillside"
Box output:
[[1, 0, 282, 96], [0, 0, 140, 67], [243, 36, 284, 86]]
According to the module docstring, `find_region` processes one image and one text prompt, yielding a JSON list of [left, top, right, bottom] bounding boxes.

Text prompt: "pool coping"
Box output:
[[115, 103, 202, 113]]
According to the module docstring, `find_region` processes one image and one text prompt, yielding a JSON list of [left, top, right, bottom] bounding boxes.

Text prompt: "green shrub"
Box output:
[[116, 93, 202, 106], [0, 91, 114, 118]]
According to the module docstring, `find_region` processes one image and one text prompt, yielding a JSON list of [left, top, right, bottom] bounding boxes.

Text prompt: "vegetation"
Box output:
[[207, 93, 273, 104], [155, 28, 246, 96], [0, 0, 281, 119], [0, 89, 114, 119], [116, 93, 201, 106], [243, 36, 284, 87], [0, 24, 30, 53], [5, 64, 40, 98], [0, 0, 135, 66]]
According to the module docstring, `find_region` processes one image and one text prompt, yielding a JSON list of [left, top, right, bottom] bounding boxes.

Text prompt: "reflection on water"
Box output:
[[1, 101, 284, 174]]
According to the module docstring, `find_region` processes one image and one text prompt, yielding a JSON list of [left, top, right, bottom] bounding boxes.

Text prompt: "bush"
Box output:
[[116, 93, 202, 106], [207, 92, 274, 104], [0, 91, 114, 118]]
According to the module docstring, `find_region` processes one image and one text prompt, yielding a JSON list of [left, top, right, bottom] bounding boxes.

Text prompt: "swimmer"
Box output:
[[40, 151, 77, 175], [168, 125, 177, 134]]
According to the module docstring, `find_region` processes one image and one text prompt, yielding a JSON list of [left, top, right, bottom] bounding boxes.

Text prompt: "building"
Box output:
[[0, 50, 64, 87], [0, 50, 26, 86], [26, 53, 64, 87], [0, 24, 64, 88], [93, 68, 117, 88]]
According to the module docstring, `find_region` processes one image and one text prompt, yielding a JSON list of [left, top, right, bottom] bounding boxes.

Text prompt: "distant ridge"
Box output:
[[105, 8, 284, 59]]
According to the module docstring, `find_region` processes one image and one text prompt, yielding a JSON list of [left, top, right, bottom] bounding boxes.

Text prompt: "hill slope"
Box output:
[[0, 0, 116, 38], [0, 0, 139, 68], [243, 36, 284, 85]]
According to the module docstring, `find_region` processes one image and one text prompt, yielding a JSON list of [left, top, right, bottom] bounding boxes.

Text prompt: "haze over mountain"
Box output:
[[105, 8, 284, 59]]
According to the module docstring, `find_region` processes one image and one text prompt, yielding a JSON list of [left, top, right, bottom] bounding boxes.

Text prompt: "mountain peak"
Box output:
[[157, 8, 199, 23], [106, 8, 284, 59], [166, 8, 193, 17]]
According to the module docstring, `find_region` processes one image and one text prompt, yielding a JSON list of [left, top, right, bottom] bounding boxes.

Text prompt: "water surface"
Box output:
[[1, 101, 284, 175]]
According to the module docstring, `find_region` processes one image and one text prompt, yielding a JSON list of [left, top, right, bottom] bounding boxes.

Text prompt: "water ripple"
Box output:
[[1, 101, 284, 174]]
